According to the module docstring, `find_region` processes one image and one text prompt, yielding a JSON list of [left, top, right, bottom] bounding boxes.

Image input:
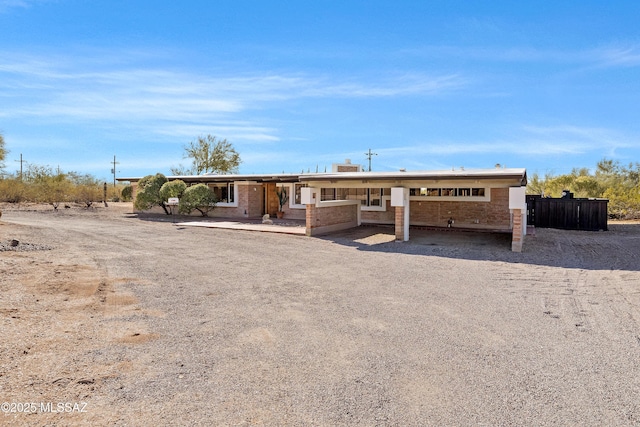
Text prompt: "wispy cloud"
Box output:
[[0, 51, 467, 146], [591, 45, 640, 68], [0, 0, 46, 13], [399, 43, 640, 70], [362, 124, 634, 171]]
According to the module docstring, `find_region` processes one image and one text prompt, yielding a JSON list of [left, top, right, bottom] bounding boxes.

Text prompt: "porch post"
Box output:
[[509, 187, 527, 252], [511, 208, 524, 252], [391, 187, 410, 241]]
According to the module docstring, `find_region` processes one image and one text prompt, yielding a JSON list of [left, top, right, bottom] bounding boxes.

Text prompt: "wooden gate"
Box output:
[[527, 196, 608, 231]]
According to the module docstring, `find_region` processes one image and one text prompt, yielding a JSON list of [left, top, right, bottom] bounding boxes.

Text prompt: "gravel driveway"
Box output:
[[1, 204, 639, 426]]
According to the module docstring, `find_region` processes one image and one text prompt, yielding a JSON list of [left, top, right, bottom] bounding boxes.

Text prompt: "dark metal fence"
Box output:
[[526, 195, 608, 231]]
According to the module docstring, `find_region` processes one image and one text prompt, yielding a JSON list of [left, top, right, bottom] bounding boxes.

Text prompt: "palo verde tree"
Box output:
[[179, 183, 217, 217], [172, 135, 241, 175], [133, 173, 170, 214]]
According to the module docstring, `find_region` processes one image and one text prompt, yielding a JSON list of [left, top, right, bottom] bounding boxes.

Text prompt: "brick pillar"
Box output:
[[306, 204, 317, 236], [395, 206, 405, 241], [511, 208, 523, 252]]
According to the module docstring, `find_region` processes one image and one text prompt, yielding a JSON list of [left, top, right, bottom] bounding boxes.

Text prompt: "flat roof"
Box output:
[[117, 173, 302, 183], [299, 168, 527, 185], [118, 168, 527, 186]]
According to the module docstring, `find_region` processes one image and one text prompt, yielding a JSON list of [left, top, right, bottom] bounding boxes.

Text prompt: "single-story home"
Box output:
[[120, 160, 528, 251]]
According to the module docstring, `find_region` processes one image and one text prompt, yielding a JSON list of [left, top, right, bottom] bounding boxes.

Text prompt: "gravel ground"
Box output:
[[1, 203, 640, 426]]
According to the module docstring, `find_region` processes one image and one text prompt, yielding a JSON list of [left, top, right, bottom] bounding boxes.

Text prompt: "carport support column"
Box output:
[[509, 187, 527, 252], [301, 187, 318, 237], [511, 208, 524, 252], [391, 187, 410, 241]]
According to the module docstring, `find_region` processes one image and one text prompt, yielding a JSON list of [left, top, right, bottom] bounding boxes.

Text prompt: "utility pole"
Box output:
[[110, 155, 119, 187], [364, 148, 377, 172], [15, 153, 26, 180]]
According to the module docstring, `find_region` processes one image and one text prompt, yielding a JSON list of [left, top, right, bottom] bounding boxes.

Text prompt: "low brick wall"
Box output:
[[306, 203, 359, 236], [280, 205, 306, 220]]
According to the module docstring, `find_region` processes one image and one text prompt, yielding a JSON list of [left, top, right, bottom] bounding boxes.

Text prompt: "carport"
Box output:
[[298, 168, 528, 251]]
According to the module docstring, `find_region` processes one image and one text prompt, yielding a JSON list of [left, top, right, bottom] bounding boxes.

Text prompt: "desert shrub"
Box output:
[[159, 180, 187, 202], [527, 159, 640, 219], [121, 185, 133, 201], [0, 178, 28, 203], [134, 173, 169, 214], [179, 184, 217, 216], [74, 184, 102, 208]]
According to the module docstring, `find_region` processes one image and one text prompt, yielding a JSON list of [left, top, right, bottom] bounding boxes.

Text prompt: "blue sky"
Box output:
[[1, 1, 639, 180]]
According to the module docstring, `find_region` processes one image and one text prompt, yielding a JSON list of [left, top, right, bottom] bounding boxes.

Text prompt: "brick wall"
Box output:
[[511, 208, 523, 252], [306, 203, 359, 236], [209, 184, 263, 219], [247, 184, 263, 217], [336, 165, 360, 172], [281, 204, 306, 220], [361, 199, 395, 224], [408, 187, 511, 229], [395, 206, 405, 240]]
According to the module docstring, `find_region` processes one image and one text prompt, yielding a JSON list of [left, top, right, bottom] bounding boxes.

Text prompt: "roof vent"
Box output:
[[399, 168, 406, 172], [345, 159, 351, 164]]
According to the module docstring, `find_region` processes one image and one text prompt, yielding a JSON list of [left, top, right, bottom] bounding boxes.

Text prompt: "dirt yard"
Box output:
[[1, 203, 639, 426]]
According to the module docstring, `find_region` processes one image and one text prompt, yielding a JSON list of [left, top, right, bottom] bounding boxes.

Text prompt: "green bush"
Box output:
[[121, 185, 133, 201], [134, 173, 169, 214], [179, 184, 217, 216]]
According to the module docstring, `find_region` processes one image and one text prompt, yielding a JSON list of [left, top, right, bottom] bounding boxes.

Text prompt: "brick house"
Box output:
[[122, 161, 527, 251]]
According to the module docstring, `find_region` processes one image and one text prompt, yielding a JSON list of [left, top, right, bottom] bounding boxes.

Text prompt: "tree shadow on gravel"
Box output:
[[319, 224, 640, 272]]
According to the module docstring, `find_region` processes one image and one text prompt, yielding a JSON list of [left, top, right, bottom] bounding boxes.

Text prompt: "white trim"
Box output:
[[317, 199, 360, 208], [289, 183, 307, 210], [361, 196, 389, 212]]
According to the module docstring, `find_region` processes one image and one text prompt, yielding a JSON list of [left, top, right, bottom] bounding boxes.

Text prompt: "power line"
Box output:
[[110, 155, 120, 187], [364, 148, 377, 172], [15, 153, 26, 180]]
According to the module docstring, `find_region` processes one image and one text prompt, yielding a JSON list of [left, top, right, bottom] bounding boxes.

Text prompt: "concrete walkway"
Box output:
[[176, 219, 306, 235]]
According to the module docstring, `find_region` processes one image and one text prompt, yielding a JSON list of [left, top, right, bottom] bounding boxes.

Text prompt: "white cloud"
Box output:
[[367, 124, 633, 166], [0, 0, 50, 13], [591, 45, 640, 68], [0, 51, 468, 152]]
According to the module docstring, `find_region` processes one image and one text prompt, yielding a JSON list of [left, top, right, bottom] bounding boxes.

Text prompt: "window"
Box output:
[[409, 187, 487, 198], [294, 183, 308, 205], [320, 188, 385, 206], [368, 188, 382, 206], [209, 183, 235, 203], [321, 188, 337, 201]]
